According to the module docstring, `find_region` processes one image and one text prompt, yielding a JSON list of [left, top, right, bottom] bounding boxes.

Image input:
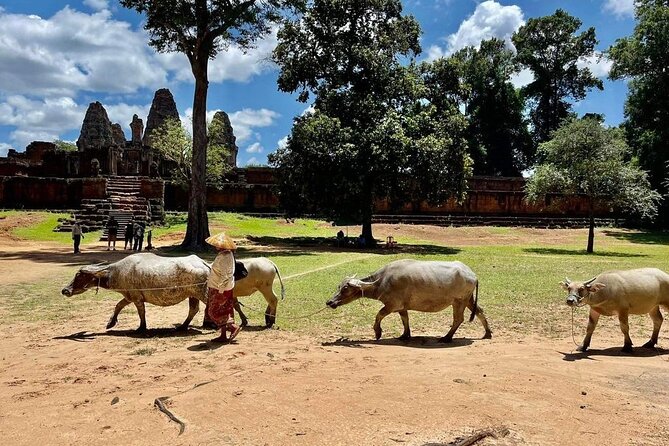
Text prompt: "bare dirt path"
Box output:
[[1, 308, 667, 446]]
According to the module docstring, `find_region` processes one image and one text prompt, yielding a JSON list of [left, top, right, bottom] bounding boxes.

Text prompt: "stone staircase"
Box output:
[[56, 176, 164, 239]]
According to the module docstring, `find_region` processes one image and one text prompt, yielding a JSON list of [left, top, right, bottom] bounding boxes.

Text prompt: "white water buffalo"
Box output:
[[562, 268, 669, 352], [203, 257, 285, 328], [233, 257, 285, 327], [326, 260, 492, 342], [62, 253, 210, 332]]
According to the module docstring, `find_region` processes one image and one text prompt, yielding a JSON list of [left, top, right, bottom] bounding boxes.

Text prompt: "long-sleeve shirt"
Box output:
[[207, 250, 235, 292]]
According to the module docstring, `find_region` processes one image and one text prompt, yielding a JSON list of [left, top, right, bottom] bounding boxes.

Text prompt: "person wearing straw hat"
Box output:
[[205, 232, 241, 343]]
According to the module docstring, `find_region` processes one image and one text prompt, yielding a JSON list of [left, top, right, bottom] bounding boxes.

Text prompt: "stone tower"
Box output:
[[210, 110, 238, 168], [143, 89, 180, 147], [77, 102, 114, 150]]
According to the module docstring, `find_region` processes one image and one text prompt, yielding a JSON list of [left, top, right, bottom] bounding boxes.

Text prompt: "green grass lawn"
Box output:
[[1, 210, 668, 344], [0, 210, 102, 244]]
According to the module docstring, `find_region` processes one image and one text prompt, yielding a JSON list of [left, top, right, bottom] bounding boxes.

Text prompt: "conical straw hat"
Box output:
[[205, 232, 237, 250]]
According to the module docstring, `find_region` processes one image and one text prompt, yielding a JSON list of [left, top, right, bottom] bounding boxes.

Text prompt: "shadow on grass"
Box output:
[[53, 326, 208, 341], [246, 236, 461, 256], [322, 336, 475, 349], [523, 248, 646, 258], [601, 230, 669, 245], [560, 346, 669, 361]]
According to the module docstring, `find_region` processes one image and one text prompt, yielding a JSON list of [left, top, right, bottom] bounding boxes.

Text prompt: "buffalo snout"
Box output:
[[326, 299, 338, 309], [566, 295, 578, 307], [62, 287, 72, 297]]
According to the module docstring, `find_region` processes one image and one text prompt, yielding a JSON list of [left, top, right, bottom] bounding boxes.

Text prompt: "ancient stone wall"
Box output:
[[0, 177, 104, 208]]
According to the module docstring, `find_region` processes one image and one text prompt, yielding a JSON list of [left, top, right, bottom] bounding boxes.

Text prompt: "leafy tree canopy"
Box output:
[[53, 140, 77, 152], [270, 0, 471, 243], [445, 38, 532, 176], [608, 0, 669, 195], [150, 118, 231, 188], [525, 117, 662, 252], [513, 9, 603, 144]]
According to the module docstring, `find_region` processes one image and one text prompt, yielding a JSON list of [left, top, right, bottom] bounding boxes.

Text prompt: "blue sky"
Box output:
[[0, 0, 636, 166]]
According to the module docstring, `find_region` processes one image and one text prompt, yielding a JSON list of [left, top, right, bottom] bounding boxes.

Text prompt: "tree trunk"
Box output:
[[181, 59, 211, 251], [586, 197, 595, 254], [362, 216, 374, 247]]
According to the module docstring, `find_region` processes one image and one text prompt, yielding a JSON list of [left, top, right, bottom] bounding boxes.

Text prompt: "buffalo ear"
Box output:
[[559, 281, 569, 290], [586, 282, 606, 293]]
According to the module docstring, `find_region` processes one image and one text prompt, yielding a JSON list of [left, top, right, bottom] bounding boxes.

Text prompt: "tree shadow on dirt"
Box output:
[[322, 336, 474, 349], [601, 230, 669, 245], [246, 236, 461, 256], [187, 338, 241, 351], [560, 346, 669, 361], [523, 248, 646, 258], [53, 326, 207, 342]]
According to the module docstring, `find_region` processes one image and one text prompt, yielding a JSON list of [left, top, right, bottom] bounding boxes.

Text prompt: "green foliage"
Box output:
[[150, 118, 230, 188], [513, 9, 603, 144], [53, 140, 77, 152], [608, 0, 669, 193], [526, 118, 662, 251], [445, 39, 533, 176], [271, 0, 471, 241]]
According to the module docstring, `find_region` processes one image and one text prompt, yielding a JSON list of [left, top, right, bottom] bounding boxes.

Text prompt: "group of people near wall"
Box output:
[[70, 215, 153, 254]]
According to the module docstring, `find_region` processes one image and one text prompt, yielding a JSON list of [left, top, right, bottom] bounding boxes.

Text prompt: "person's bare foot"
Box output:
[[228, 325, 242, 342], [211, 335, 229, 343]]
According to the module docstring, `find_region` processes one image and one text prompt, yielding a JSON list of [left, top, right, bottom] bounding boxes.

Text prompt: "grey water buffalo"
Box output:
[[326, 259, 492, 342], [62, 253, 210, 332], [562, 268, 669, 352]]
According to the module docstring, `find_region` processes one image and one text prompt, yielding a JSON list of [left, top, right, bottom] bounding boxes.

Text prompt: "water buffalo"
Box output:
[[62, 253, 210, 332], [233, 257, 285, 327], [562, 268, 669, 352], [203, 257, 286, 328], [326, 260, 492, 342]]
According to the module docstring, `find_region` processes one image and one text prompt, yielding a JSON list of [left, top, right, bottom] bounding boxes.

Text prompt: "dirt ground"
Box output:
[[0, 220, 668, 445]]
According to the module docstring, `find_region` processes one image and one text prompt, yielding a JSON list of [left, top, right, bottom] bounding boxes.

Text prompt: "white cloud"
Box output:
[[228, 108, 280, 143], [427, 1, 524, 60], [0, 142, 15, 157], [106, 102, 152, 136], [0, 7, 168, 97], [577, 53, 613, 78], [83, 0, 109, 11], [277, 136, 289, 149], [245, 156, 259, 165], [245, 142, 264, 153], [603, 0, 635, 18], [511, 68, 533, 88]]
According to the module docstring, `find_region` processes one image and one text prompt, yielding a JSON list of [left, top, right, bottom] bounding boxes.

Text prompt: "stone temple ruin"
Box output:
[[0, 88, 241, 238]]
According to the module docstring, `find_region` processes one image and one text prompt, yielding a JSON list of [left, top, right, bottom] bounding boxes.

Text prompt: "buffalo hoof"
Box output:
[[264, 315, 275, 328], [482, 331, 492, 340], [374, 327, 382, 340], [398, 333, 411, 341], [135, 325, 147, 334], [576, 345, 588, 352], [439, 336, 453, 344], [106, 318, 117, 330], [175, 324, 189, 332], [202, 320, 218, 330], [621, 345, 634, 354], [641, 340, 657, 349]]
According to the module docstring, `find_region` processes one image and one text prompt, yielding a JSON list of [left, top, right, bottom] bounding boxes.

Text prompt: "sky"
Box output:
[[0, 0, 637, 166]]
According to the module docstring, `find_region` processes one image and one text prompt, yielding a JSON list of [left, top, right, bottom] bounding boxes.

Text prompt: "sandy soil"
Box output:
[[1, 218, 668, 445]]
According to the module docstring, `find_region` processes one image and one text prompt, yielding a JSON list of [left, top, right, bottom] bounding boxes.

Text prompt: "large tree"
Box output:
[[449, 39, 532, 176], [609, 0, 669, 200], [270, 0, 471, 244], [512, 9, 603, 145], [121, 0, 301, 250], [525, 117, 661, 253]]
